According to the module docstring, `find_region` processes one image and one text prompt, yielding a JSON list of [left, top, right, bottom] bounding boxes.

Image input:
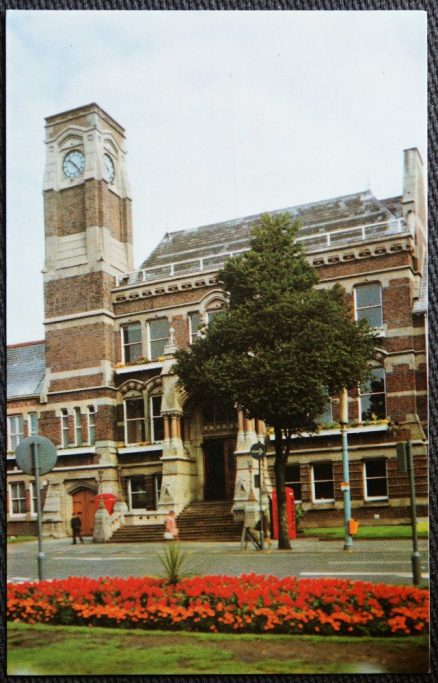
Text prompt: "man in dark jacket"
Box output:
[[71, 514, 84, 544]]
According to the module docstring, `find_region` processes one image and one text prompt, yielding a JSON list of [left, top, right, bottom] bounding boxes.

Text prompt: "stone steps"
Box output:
[[111, 500, 243, 543]]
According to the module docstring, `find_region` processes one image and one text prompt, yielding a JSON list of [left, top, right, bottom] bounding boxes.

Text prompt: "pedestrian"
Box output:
[[71, 514, 84, 544], [164, 510, 179, 541]]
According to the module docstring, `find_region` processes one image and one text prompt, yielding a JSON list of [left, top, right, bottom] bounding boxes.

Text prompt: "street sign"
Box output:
[[16, 436, 57, 475], [250, 442, 266, 460], [340, 481, 350, 491]]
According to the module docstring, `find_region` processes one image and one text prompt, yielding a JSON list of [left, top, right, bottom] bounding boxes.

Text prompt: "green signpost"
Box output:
[[250, 441, 266, 550], [396, 441, 422, 585]]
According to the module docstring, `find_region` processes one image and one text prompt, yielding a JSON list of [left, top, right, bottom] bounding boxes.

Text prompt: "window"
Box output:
[[206, 309, 221, 324], [360, 368, 386, 421], [128, 477, 147, 510], [285, 464, 302, 501], [122, 322, 143, 363], [318, 393, 333, 425], [61, 409, 69, 448], [125, 397, 145, 444], [9, 482, 26, 515], [30, 482, 38, 515], [364, 459, 388, 500], [74, 407, 82, 446], [87, 406, 96, 445], [355, 283, 383, 327], [154, 474, 162, 508], [7, 415, 24, 451], [150, 395, 164, 442], [312, 463, 334, 502], [28, 412, 39, 436], [189, 312, 202, 343], [148, 319, 169, 360]]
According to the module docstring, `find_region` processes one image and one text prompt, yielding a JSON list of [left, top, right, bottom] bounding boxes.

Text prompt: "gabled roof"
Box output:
[[7, 341, 46, 400], [139, 190, 403, 271]]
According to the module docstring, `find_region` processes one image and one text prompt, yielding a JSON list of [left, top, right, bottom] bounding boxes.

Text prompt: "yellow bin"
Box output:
[[348, 519, 359, 535]]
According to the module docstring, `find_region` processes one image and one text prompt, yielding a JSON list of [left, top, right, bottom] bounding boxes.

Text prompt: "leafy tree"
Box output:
[[174, 213, 376, 548]]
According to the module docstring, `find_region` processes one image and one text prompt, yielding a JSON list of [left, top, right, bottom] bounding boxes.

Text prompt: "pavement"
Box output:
[[7, 536, 429, 587]]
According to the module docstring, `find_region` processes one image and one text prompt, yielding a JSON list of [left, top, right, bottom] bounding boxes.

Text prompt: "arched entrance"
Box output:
[[71, 487, 96, 536]]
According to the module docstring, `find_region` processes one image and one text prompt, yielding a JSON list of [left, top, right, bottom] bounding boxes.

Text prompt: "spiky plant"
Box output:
[[157, 542, 187, 585]]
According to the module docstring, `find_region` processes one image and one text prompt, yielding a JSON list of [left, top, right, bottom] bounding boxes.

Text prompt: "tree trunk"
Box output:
[[274, 425, 291, 549]]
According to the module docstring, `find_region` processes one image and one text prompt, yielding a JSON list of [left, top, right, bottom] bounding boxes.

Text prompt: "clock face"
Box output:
[[103, 153, 115, 183], [63, 150, 85, 178]]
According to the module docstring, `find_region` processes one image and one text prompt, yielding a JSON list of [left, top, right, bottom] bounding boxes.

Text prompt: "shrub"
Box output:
[[7, 575, 428, 636]]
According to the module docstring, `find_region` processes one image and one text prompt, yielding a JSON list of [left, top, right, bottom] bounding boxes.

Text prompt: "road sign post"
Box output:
[[340, 388, 353, 551], [250, 442, 266, 551], [15, 436, 57, 581], [396, 440, 422, 585]]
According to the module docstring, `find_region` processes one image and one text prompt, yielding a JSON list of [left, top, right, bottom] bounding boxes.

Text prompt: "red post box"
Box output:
[[271, 487, 296, 540], [94, 493, 117, 515]]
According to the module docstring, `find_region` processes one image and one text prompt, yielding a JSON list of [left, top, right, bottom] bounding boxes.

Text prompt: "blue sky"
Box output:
[[7, 9, 427, 343]]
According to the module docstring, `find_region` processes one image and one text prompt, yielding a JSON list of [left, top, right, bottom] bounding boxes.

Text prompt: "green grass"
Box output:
[[7, 622, 428, 675], [7, 536, 36, 544], [303, 524, 429, 539]]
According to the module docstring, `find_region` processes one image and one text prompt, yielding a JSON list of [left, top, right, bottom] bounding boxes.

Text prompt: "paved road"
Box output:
[[7, 537, 429, 587]]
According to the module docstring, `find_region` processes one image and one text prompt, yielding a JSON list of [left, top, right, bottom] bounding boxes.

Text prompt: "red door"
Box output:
[[72, 489, 96, 536]]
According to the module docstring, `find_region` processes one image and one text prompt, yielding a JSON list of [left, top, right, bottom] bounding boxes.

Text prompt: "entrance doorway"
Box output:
[[203, 439, 236, 501], [72, 488, 96, 536]]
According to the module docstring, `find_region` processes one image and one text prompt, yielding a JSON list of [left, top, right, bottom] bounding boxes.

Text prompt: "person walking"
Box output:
[[164, 510, 179, 541], [71, 514, 84, 544]]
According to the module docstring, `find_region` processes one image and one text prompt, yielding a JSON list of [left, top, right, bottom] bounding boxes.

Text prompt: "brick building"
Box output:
[[7, 104, 428, 539]]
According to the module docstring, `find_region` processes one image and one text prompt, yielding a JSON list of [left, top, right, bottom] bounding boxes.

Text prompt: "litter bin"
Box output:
[[271, 487, 296, 539], [94, 494, 117, 515]]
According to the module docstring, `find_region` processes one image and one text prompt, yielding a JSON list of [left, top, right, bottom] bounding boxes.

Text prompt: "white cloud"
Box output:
[[6, 9, 426, 343]]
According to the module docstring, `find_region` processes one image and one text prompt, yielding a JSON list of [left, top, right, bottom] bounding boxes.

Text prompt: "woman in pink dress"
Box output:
[[164, 510, 179, 541]]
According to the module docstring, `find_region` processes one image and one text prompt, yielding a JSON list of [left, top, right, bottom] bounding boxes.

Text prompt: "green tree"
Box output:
[[174, 214, 376, 549]]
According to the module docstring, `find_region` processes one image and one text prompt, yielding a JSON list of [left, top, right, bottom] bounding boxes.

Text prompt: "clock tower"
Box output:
[[43, 103, 133, 389]]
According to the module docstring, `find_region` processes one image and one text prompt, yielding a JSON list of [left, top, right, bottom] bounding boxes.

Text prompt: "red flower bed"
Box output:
[[7, 575, 429, 636]]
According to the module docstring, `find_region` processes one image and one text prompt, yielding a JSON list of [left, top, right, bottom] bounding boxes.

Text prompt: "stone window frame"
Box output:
[[120, 377, 163, 445], [7, 415, 24, 451], [311, 462, 335, 503], [354, 281, 383, 328], [359, 366, 386, 422], [60, 408, 69, 448], [87, 405, 96, 445], [74, 407, 83, 446], [8, 480, 26, 516], [363, 458, 389, 502]]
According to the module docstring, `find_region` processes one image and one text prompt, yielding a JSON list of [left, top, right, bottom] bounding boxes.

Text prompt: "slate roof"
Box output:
[[137, 190, 403, 281], [7, 341, 46, 400]]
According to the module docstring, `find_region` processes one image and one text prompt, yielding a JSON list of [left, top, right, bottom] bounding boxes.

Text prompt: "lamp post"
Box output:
[[340, 388, 353, 551]]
